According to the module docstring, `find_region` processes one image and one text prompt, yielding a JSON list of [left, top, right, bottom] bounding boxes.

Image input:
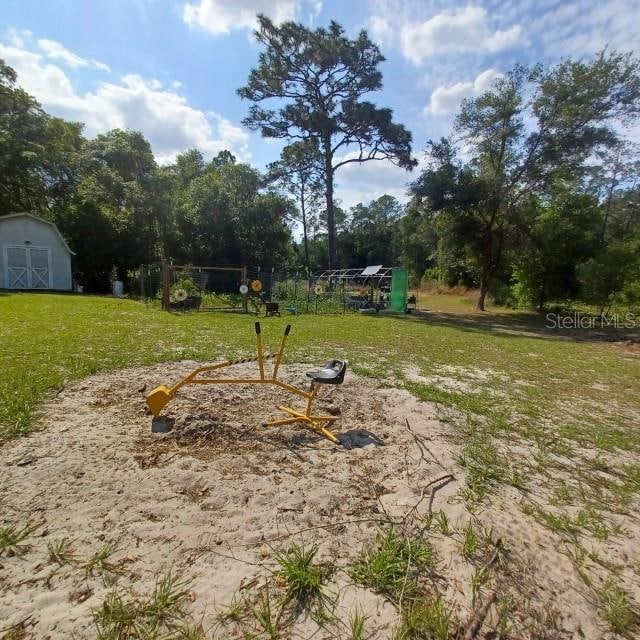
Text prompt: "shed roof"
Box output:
[[0, 212, 75, 255]]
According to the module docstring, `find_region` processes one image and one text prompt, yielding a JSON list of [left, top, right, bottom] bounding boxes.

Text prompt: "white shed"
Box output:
[[0, 213, 74, 291]]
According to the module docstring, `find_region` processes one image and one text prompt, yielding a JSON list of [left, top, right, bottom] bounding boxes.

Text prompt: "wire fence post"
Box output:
[[161, 259, 170, 311], [242, 265, 248, 313], [139, 264, 145, 300]]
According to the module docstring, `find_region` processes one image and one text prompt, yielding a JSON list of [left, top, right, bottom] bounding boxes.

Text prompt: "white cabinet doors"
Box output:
[[3, 245, 52, 289]]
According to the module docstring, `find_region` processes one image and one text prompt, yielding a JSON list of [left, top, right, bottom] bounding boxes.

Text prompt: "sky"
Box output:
[[2, 0, 639, 209]]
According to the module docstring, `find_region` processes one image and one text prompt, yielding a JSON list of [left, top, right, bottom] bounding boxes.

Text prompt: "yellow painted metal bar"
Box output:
[[275, 405, 339, 422], [270, 405, 339, 444], [272, 324, 291, 380], [168, 354, 276, 396], [306, 384, 318, 415], [272, 379, 312, 400]]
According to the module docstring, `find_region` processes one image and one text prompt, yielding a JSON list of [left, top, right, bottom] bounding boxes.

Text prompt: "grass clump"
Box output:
[[598, 579, 638, 634], [92, 570, 191, 639], [215, 592, 248, 625], [347, 607, 367, 640], [47, 537, 76, 566], [396, 597, 453, 640], [252, 588, 280, 640], [0, 521, 40, 557], [350, 528, 437, 604], [141, 570, 190, 630], [82, 539, 122, 580], [460, 521, 478, 559], [275, 543, 331, 611]]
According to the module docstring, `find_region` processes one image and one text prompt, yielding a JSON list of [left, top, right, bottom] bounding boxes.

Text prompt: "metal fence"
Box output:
[[132, 263, 414, 315]]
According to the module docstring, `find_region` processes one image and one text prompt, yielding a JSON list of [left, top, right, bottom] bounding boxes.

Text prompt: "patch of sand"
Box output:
[[0, 361, 635, 638]]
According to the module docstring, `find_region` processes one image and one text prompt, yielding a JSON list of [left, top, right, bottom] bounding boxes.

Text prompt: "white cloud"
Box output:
[[400, 6, 524, 65], [183, 0, 300, 35], [6, 27, 31, 48], [0, 35, 250, 164], [333, 151, 425, 209], [37, 38, 110, 72], [425, 68, 502, 116], [369, 15, 393, 47], [530, 0, 640, 56]]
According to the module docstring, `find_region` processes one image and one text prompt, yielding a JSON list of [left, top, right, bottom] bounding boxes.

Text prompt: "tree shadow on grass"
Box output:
[[382, 308, 640, 345]]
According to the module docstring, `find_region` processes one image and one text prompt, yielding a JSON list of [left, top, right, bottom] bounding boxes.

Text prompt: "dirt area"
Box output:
[[0, 361, 636, 638]]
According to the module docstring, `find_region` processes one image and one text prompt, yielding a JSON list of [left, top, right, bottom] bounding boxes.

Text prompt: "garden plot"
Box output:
[[0, 361, 638, 639]]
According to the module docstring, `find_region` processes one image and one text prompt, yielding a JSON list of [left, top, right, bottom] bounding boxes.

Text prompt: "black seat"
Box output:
[[306, 359, 347, 385]]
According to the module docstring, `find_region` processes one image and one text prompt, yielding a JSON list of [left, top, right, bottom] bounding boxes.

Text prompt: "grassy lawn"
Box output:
[[1, 291, 639, 635], [2, 291, 638, 447], [4, 291, 639, 514]]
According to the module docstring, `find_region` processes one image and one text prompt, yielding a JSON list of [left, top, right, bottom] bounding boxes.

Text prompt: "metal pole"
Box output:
[[272, 324, 291, 380], [161, 260, 170, 311], [242, 265, 248, 313]]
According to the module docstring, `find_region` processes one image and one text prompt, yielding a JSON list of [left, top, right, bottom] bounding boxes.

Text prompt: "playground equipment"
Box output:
[[146, 323, 347, 444]]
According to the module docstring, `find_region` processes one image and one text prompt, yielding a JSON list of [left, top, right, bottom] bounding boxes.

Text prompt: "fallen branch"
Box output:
[[462, 590, 497, 640], [427, 475, 456, 516], [405, 418, 451, 473], [403, 474, 456, 522]]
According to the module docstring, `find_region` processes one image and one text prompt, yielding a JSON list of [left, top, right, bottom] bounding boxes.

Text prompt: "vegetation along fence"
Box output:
[[133, 263, 414, 316]]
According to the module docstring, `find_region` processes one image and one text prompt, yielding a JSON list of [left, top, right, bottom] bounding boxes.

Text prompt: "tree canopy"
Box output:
[[238, 15, 416, 269]]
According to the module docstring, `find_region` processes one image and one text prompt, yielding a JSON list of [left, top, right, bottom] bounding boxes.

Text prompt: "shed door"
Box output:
[[28, 248, 51, 289], [4, 246, 52, 289]]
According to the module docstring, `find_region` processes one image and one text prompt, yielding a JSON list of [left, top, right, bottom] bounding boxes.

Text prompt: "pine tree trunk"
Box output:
[[477, 276, 488, 311], [323, 138, 337, 270], [300, 187, 310, 274]]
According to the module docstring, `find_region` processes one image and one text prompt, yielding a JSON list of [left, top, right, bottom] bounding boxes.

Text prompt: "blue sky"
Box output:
[[2, 0, 639, 208]]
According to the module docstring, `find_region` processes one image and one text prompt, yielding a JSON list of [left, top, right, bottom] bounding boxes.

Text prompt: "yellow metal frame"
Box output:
[[146, 323, 340, 444]]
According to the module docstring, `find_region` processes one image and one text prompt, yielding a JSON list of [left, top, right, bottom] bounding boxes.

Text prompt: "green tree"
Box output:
[[66, 129, 160, 288], [578, 184, 640, 313], [267, 139, 324, 273], [513, 188, 601, 310], [412, 52, 640, 310], [167, 154, 294, 268], [238, 16, 416, 270], [345, 195, 403, 266], [0, 59, 84, 218], [410, 139, 502, 294]]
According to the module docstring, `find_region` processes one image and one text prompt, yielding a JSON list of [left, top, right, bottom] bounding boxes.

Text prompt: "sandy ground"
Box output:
[[0, 361, 636, 638]]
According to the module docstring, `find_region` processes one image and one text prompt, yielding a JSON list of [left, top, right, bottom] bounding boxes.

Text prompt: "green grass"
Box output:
[[396, 597, 453, 640], [2, 292, 640, 632], [597, 579, 639, 635], [347, 607, 367, 640], [349, 528, 437, 604], [275, 543, 331, 611], [252, 588, 280, 639], [0, 521, 41, 557], [82, 539, 121, 580], [47, 537, 76, 566], [92, 570, 191, 639]]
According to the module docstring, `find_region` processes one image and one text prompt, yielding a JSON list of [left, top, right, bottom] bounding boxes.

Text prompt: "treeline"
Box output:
[[2, 31, 640, 311], [1, 60, 296, 291]]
